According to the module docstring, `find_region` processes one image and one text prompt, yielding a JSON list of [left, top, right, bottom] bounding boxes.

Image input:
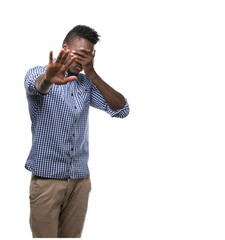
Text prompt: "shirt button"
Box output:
[[71, 148, 74, 151], [73, 134, 75, 137], [71, 93, 74, 96], [75, 119, 77, 123]]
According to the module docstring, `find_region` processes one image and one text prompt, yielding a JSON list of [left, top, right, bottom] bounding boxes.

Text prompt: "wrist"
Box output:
[[43, 74, 53, 86], [35, 73, 53, 95], [86, 69, 98, 80]]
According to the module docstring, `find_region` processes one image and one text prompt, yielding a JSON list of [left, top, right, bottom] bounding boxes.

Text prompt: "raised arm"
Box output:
[[35, 49, 78, 94], [72, 48, 126, 110]]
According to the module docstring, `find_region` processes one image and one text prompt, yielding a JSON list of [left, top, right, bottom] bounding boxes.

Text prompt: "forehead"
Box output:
[[68, 38, 94, 52]]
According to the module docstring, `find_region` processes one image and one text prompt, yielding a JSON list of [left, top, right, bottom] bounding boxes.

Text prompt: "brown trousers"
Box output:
[[29, 174, 91, 238]]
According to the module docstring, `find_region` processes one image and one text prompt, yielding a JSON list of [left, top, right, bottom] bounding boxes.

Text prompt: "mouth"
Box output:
[[77, 67, 83, 72], [76, 65, 83, 72]]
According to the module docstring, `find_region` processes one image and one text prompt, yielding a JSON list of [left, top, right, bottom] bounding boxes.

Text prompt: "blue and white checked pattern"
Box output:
[[24, 65, 129, 179]]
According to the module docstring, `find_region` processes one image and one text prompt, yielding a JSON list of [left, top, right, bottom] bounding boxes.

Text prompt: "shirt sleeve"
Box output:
[[24, 66, 47, 96], [90, 82, 130, 118]]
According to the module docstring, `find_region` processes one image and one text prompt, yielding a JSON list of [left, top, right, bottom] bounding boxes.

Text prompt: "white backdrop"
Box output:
[[0, 0, 225, 239]]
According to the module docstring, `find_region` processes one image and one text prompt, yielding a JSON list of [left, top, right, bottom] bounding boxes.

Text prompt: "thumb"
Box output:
[[64, 76, 77, 83]]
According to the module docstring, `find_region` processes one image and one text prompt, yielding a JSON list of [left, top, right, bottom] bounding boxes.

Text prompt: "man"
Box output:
[[24, 25, 129, 238]]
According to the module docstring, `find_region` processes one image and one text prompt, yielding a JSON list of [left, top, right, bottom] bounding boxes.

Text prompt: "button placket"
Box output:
[[70, 81, 77, 109]]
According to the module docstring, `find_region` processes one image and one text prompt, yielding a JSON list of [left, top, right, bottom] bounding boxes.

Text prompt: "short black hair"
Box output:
[[63, 25, 100, 45]]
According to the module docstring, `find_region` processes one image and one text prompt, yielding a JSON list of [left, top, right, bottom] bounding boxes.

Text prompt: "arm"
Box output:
[[33, 49, 78, 95], [87, 71, 126, 110], [73, 48, 126, 110], [25, 66, 47, 96], [90, 81, 130, 118], [34, 73, 52, 95]]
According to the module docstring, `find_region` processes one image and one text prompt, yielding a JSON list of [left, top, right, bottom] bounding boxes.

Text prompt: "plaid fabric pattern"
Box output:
[[24, 65, 129, 179]]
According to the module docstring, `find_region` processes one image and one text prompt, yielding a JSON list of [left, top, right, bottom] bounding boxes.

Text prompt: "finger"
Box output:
[[55, 49, 65, 63], [75, 58, 85, 65], [60, 50, 70, 64], [72, 50, 87, 58], [64, 56, 77, 69], [49, 51, 53, 63], [75, 55, 86, 62], [80, 47, 91, 55], [63, 76, 77, 83], [80, 48, 95, 58]]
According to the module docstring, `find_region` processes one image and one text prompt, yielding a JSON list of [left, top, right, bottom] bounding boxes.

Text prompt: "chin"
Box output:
[[68, 68, 79, 77]]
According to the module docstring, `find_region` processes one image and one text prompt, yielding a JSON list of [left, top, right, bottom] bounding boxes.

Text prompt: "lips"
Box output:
[[76, 65, 83, 72]]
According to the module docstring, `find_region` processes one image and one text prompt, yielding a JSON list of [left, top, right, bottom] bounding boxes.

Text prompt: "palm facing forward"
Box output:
[[46, 49, 77, 85]]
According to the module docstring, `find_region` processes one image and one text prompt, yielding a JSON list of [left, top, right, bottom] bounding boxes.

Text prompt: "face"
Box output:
[[63, 38, 94, 76]]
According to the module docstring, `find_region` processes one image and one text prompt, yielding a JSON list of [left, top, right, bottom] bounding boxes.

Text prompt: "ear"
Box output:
[[62, 42, 69, 51], [93, 50, 96, 58]]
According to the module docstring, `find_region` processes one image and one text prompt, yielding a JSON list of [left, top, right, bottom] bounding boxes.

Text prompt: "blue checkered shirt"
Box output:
[[24, 64, 129, 179]]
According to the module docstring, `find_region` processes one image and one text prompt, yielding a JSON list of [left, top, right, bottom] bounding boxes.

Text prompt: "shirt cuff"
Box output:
[[107, 98, 130, 118], [34, 83, 51, 96], [25, 66, 51, 96]]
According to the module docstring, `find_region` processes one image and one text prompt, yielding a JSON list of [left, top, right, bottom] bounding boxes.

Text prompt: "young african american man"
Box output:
[[24, 25, 130, 238]]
